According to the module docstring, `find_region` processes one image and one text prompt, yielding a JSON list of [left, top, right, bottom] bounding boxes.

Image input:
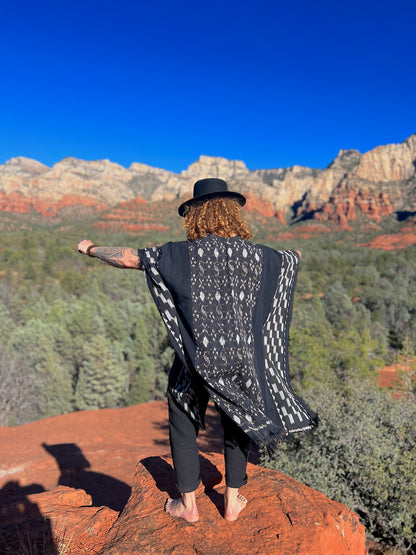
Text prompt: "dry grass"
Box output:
[[0, 525, 73, 555]]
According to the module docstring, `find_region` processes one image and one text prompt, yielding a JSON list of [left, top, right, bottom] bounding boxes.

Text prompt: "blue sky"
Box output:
[[0, 0, 415, 173]]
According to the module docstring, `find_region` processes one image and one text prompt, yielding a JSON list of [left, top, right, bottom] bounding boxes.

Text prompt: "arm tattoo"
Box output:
[[92, 247, 142, 269]]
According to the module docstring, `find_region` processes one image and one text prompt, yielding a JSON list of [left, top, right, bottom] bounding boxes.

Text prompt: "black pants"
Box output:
[[168, 394, 251, 493]]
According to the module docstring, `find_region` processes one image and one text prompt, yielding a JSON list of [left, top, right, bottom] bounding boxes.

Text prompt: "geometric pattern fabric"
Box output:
[[140, 237, 317, 443]]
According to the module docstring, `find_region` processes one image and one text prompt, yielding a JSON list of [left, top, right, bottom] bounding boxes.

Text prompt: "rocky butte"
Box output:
[[0, 401, 366, 554], [0, 134, 415, 227]]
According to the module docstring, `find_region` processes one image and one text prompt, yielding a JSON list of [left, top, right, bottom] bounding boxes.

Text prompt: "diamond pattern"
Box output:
[[140, 241, 317, 441]]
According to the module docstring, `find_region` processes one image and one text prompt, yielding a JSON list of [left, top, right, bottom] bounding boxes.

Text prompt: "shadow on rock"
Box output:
[[140, 456, 180, 499], [42, 442, 131, 511], [0, 480, 58, 554], [140, 453, 223, 500]]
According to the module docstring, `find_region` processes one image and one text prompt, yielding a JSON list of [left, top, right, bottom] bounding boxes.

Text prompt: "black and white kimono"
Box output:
[[139, 234, 317, 444]]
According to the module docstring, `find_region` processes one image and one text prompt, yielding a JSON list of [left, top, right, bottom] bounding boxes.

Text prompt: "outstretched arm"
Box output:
[[77, 239, 143, 270]]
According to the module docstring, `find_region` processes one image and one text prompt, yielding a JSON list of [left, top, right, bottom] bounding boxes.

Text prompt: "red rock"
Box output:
[[119, 196, 147, 207], [271, 223, 331, 242], [275, 209, 287, 224], [0, 402, 222, 552], [0, 484, 117, 554], [245, 193, 276, 218], [271, 231, 295, 241], [379, 365, 403, 389], [31, 484, 92, 509], [315, 189, 395, 227], [378, 359, 415, 397], [99, 452, 366, 555], [0, 401, 366, 554], [0, 191, 108, 217], [36, 491, 118, 555], [0, 402, 223, 510], [31, 486, 117, 551], [31, 195, 108, 217], [0, 191, 32, 213], [1, 135, 415, 226], [90, 195, 173, 233], [360, 233, 416, 250]]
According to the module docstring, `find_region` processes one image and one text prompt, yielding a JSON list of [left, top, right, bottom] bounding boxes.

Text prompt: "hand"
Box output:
[[77, 239, 95, 255]]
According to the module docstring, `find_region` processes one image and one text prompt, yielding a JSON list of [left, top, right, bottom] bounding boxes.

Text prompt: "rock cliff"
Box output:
[[0, 134, 415, 225]]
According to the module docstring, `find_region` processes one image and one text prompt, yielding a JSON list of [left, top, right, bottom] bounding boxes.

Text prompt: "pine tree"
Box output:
[[75, 334, 129, 410], [127, 317, 155, 404]]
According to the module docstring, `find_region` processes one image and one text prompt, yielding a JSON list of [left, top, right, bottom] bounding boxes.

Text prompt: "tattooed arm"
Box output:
[[77, 239, 143, 270]]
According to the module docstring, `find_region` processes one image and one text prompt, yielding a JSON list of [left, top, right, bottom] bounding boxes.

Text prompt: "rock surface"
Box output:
[[0, 484, 118, 554], [0, 402, 366, 554], [99, 452, 366, 555], [351, 135, 416, 182], [378, 358, 415, 396], [358, 215, 416, 250], [1, 135, 415, 224], [0, 401, 224, 510]]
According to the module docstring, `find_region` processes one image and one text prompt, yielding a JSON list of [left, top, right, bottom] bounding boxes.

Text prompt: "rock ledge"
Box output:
[[99, 452, 365, 555]]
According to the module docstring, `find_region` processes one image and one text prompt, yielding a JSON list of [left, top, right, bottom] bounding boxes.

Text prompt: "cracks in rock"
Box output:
[[284, 512, 293, 527]]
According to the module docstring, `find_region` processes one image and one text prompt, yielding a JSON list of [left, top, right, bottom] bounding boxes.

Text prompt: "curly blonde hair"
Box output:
[[183, 197, 252, 241]]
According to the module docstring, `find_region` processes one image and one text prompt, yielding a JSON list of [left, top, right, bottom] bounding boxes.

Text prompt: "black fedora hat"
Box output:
[[178, 178, 246, 217]]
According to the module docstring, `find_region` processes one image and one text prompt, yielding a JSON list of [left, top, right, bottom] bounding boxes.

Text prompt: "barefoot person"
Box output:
[[77, 178, 317, 522]]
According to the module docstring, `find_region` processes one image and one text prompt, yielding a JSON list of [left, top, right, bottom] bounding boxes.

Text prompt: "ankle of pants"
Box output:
[[225, 473, 248, 489], [177, 477, 201, 494]]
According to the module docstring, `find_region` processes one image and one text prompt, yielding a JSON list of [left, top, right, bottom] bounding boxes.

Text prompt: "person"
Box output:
[[77, 178, 317, 523]]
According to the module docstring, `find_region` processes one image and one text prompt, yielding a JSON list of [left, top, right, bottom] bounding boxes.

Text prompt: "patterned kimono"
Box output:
[[139, 235, 317, 444]]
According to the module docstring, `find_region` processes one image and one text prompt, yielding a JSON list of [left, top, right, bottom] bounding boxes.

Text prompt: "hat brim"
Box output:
[[178, 191, 246, 217]]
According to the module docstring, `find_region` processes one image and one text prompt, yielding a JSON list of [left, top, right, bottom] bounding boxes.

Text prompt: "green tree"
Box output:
[[0, 347, 37, 426], [290, 295, 334, 388], [126, 317, 155, 404], [322, 280, 356, 331], [330, 328, 386, 382], [9, 319, 73, 418], [75, 334, 129, 410], [394, 335, 416, 399]]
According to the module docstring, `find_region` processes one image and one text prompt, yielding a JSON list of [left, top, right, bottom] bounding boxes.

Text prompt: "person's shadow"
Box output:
[[0, 480, 58, 554], [42, 442, 131, 511]]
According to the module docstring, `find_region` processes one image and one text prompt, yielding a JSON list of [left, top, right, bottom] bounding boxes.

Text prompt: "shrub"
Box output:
[[261, 382, 416, 551]]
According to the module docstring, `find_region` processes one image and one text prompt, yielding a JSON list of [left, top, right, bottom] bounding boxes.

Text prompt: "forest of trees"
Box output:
[[0, 227, 415, 551]]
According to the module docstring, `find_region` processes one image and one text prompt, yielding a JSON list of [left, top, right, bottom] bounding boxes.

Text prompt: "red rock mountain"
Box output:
[[1, 135, 415, 225], [0, 401, 366, 554]]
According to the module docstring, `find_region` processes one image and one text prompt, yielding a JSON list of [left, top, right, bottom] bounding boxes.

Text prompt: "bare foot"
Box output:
[[224, 492, 247, 521], [164, 497, 199, 522]]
